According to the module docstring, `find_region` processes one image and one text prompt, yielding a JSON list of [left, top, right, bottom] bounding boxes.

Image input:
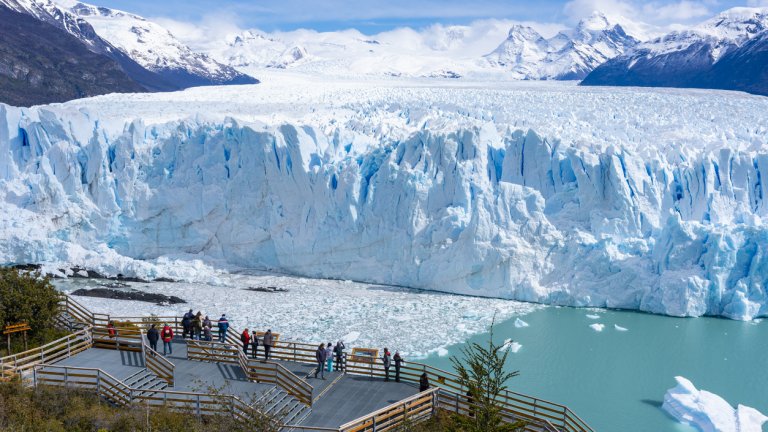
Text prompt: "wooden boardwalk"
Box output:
[[46, 337, 421, 429], [10, 295, 595, 432]]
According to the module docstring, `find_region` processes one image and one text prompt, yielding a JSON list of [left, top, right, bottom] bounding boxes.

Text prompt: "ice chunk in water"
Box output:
[[514, 318, 530, 328], [589, 323, 605, 332]]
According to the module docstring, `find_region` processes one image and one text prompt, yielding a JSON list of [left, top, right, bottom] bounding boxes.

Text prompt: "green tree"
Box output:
[[448, 318, 525, 432], [0, 267, 61, 351]]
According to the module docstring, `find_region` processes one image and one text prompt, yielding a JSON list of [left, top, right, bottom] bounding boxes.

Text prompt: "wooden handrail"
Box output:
[[55, 294, 594, 432], [186, 339, 314, 406], [140, 333, 175, 387], [34, 364, 271, 423], [339, 387, 438, 431]]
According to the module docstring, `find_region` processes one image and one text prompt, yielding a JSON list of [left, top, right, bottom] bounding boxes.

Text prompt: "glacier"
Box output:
[[1, 77, 767, 320]]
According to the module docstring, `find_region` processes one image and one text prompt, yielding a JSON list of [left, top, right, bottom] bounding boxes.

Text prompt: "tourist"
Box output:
[[333, 341, 346, 371], [250, 330, 259, 359], [182, 309, 194, 339], [161, 323, 174, 355], [217, 314, 229, 343], [203, 320, 212, 342], [263, 329, 274, 360], [192, 311, 203, 340], [146, 324, 159, 353], [393, 351, 404, 382], [314, 343, 326, 379], [382, 348, 391, 382], [107, 321, 116, 339], [419, 373, 430, 392], [325, 343, 334, 372], [241, 328, 251, 355]]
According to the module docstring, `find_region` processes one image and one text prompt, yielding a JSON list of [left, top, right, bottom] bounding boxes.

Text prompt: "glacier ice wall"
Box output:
[[0, 99, 767, 320]]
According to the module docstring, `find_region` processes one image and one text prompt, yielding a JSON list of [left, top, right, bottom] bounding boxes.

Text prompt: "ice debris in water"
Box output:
[[614, 324, 628, 331], [342, 331, 361, 344], [586, 314, 601, 320], [589, 323, 605, 332], [663, 376, 768, 432], [53, 274, 537, 358], [514, 318, 530, 328]]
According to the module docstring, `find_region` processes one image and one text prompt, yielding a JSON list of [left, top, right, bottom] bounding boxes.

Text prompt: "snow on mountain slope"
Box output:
[[201, 21, 565, 79], [51, 0, 257, 86], [485, 13, 640, 80], [1, 76, 767, 321], [582, 7, 768, 93]]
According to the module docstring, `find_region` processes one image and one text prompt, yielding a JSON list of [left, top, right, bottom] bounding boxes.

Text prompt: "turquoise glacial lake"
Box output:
[[420, 306, 768, 431]]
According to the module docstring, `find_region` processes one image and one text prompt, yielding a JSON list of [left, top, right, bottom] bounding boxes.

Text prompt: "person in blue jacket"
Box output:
[[217, 314, 229, 342]]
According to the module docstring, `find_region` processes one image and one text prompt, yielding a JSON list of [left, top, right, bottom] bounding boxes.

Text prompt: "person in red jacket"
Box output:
[[161, 323, 174, 356], [241, 328, 251, 356]]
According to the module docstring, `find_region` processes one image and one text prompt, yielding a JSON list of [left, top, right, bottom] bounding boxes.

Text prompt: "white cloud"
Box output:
[[642, 1, 712, 21], [563, 0, 636, 23], [563, 0, 713, 26]]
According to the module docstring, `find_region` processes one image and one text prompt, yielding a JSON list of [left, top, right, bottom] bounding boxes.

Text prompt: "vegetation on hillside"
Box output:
[[0, 381, 277, 432], [0, 267, 64, 356]]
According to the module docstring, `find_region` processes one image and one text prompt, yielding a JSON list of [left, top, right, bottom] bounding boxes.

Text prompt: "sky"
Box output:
[[88, 0, 765, 33]]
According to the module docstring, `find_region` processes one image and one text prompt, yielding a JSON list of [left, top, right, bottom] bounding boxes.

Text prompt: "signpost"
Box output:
[[3, 322, 31, 354], [350, 347, 379, 363]]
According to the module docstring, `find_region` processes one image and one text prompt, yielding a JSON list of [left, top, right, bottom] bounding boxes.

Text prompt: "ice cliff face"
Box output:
[[0, 79, 767, 320]]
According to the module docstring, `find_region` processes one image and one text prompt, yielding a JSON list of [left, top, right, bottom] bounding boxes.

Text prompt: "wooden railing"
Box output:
[[140, 333, 175, 387], [338, 388, 438, 432], [56, 294, 593, 432], [187, 339, 314, 407], [32, 364, 273, 425], [0, 327, 92, 381]]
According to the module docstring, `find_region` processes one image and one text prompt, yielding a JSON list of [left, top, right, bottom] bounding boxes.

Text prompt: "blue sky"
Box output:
[[93, 0, 762, 32]]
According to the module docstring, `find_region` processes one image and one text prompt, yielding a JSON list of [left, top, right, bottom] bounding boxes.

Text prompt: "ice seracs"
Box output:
[[0, 77, 767, 321], [662, 376, 768, 432]]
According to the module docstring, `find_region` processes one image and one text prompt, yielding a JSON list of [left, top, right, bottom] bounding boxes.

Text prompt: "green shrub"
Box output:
[[0, 268, 62, 354]]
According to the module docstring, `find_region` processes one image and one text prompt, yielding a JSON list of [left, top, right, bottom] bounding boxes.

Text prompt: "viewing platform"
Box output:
[[0, 295, 595, 432]]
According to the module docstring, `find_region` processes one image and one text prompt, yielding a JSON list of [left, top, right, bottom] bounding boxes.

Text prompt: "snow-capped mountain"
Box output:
[[0, 4, 145, 105], [1, 78, 767, 321], [582, 7, 768, 95], [56, 0, 257, 87], [197, 16, 642, 80], [485, 12, 641, 80], [0, 0, 256, 90]]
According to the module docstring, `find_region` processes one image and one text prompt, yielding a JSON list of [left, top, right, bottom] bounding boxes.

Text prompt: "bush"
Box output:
[[0, 381, 280, 432], [0, 268, 62, 354]]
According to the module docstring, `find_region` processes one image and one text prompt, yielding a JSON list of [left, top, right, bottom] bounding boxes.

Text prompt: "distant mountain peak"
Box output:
[[485, 14, 640, 80]]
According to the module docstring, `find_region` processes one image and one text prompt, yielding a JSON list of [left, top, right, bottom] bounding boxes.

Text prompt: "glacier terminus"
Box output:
[[1, 75, 767, 321]]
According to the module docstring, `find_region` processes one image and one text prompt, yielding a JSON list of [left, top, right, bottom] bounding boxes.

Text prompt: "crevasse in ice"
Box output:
[[0, 82, 766, 320]]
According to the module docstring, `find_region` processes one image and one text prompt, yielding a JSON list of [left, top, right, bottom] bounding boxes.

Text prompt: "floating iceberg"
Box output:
[[1, 78, 767, 320], [589, 323, 605, 332], [662, 376, 768, 432], [614, 324, 628, 331], [514, 318, 530, 328], [586, 314, 601, 319]]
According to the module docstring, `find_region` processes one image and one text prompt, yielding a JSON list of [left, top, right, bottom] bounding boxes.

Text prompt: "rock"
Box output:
[[244, 286, 288, 293], [71, 288, 186, 305]]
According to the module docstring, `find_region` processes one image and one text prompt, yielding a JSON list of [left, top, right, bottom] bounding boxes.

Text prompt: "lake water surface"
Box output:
[[420, 306, 768, 431]]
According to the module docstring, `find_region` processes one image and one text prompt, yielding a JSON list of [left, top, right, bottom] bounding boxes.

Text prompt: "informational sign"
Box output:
[[2, 323, 31, 335], [349, 348, 379, 363], [3, 322, 31, 354]]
